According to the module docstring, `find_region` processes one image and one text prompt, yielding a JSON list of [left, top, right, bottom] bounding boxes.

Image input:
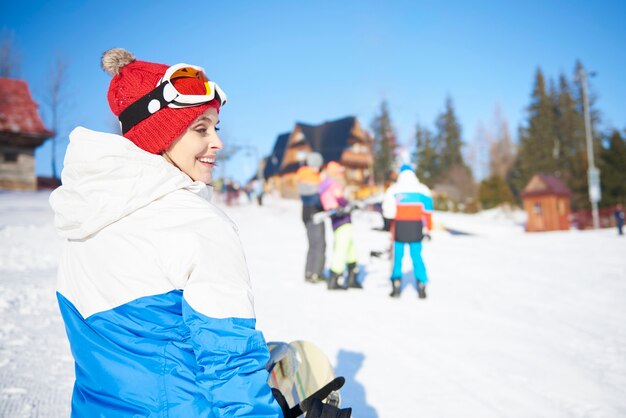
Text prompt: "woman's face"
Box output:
[[163, 107, 222, 184]]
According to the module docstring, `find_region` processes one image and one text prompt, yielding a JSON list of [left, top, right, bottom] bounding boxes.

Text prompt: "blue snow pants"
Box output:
[[391, 241, 428, 284]]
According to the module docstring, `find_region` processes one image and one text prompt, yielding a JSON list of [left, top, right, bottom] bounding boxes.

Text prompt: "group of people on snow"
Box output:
[[296, 154, 434, 299], [296, 155, 361, 290]]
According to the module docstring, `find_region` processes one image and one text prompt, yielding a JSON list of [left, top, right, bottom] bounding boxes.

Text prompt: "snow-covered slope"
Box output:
[[1, 191, 625, 417]]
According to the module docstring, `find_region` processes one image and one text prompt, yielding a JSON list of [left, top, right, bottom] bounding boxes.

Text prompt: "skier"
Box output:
[[297, 152, 327, 283], [255, 177, 265, 206], [615, 203, 624, 236], [319, 161, 361, 290], [382, 164, 433, 298], [49, 48, 346, 418]]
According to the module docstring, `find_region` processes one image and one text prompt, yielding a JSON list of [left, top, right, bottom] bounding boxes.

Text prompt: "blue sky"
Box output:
[[2, 1, 625, 182]]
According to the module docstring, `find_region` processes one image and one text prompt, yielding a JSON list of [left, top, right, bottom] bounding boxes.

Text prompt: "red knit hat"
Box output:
[[101, 48, 222, 154]]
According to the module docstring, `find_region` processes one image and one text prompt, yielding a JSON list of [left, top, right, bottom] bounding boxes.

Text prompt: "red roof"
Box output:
[[0, 77, 53, 137], [521, 174, 571, 198]]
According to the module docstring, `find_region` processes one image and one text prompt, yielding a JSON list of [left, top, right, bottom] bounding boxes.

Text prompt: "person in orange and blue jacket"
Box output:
[[382, 164, 433, 299]]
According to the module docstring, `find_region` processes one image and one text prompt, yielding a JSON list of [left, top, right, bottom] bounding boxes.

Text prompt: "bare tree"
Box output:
[[467, 122, 491, 182], [43, 54, 70, 180], [489, 105, 515, 179], [0, 28, 21, 78]]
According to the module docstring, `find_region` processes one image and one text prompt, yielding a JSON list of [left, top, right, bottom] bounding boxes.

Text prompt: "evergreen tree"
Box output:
[[432, 97, 475, 205], [370, 101, 398, 184], [511, 68, 559, 198], [435, 97, 465, 174], [513, 62, 603, 209], [414, 123, 438, 187], [553, 73, 587, 209], [478, 175, 515, 209], [599, 129, 626, 205]]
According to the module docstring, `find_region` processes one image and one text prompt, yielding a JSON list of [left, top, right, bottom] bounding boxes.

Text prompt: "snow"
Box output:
[[1, 190, 625, 417]]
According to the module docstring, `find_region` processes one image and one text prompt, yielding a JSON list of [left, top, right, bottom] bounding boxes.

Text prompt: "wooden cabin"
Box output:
[[521, 174, 571, 232], [263, 132, 291, 197], [0, 78, 53, 191], [263, 116, 373, 198]]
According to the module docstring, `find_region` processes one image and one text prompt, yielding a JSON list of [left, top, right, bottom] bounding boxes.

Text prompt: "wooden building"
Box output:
[[0, 78, 53, 191], [263, 116, 373, 198], [521, 174, 571, 232]]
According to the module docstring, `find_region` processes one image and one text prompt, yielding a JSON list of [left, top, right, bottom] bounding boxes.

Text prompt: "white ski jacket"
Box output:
[[49, 127, 281, 417]]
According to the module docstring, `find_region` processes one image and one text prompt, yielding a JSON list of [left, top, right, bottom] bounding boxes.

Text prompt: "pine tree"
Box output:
[[435, 97, 465, 174], [599, 129, 626, 205], [511, 68, 559, 198], [370, 101, 398, 184], [513, 62, 604, 209], [553, 72, 587, 210], [432, 97, 475, 206], [478, 175, 515, 209], [414, 123, 438, 188]]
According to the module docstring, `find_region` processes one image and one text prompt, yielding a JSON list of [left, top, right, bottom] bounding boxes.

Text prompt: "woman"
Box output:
[[49, 48, 282, 417], [296, 152, 326, 283]]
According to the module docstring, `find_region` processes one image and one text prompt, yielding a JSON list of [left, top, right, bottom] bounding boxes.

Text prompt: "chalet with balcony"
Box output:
[[264, 116, 373, 198]]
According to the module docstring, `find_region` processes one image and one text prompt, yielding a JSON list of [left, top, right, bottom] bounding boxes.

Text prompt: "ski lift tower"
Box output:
[[577, 67, 600, 229]]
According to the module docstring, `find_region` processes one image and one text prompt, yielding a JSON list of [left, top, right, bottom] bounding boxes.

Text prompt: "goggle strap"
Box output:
[[214, 89, 224, 107], [119, 82, 171, 134]]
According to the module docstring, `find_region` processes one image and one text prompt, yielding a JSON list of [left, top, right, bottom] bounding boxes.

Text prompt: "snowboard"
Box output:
[[266, 340, 342, 414]]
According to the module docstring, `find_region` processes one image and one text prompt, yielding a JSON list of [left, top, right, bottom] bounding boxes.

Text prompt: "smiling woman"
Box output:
[[47, 48, 284, 417], [162, 109, 223, 184]]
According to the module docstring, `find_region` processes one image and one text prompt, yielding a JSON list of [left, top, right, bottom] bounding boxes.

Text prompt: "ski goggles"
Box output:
[[119, 63, 227, 134]]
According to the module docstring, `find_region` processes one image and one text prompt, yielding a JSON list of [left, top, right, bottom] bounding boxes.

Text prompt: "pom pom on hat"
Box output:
[[101, 48, 136, 76], [101, 48, 221, 154]]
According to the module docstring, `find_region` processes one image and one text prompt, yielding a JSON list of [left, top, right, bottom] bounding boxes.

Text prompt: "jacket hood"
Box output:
[[382, 169, 432, 219], [397, 169, 431, 195], [397, 169, 419, 186], [50, 127, 211, 239]]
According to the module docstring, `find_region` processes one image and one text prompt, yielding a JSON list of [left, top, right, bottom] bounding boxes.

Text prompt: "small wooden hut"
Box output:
[[521, 174, 571, 232]]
